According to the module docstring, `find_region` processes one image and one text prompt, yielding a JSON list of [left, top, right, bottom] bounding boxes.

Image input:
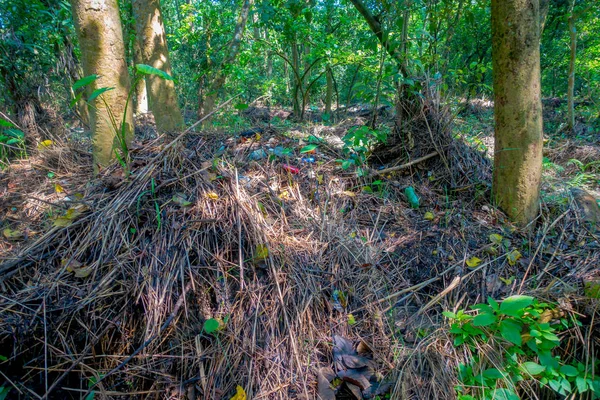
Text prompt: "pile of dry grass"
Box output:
[[0, 118, 598, 399]]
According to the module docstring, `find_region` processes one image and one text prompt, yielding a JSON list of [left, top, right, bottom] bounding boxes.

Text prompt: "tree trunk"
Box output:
[[133, 0, 183, 131], [325, 66, 333, 116], [491, 0, 543, 225], [567, 0, 576, 132], [199, 0, 253, 119], [70, 0, 134, 169], [132, 27, 148, 115]]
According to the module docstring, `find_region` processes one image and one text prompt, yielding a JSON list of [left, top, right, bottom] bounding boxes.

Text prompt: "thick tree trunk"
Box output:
[[70, 0, 134, 169], [567, 1, 576, 131], [199, 0, 253, 119], [133, 0, 183, 131], [491, 0, 543, 225]]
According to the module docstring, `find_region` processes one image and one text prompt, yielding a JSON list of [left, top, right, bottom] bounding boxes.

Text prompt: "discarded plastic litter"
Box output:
[[248, 149, 267, 161], [301, 157, 315, 163], [404, 186, 420, 209], [282, 164, 300, 174]]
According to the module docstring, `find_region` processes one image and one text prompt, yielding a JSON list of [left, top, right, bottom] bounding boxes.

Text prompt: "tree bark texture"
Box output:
[[70, 0, 134, 169], [491, 0, 543, 225], [133, 0, 184, 131], [567, 1, 576, 131]]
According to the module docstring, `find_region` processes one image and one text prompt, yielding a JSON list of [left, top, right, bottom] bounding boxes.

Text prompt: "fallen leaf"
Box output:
[[205, 192, 219, 200], [3, 228, 23, 240], [317, 174, 324, 184], [466, 256, 482, 268], [316, 368, 336, 400], [172, 193, 192, 207], [53, 216, 74, 228], [424, 211, 434, 221], [337, 368, 372, 390], [229, 385, 246, 400], [341, 190, 356, 197], [499, 276, 515, 285], [203, 318, 221, 334], [37, 140, 53, 150], [347, 314, 357, 325], [489, 233, 503, 245], [345, 383, 362, 399], [254, 244, 269, 261], [506, 250, 522, 266]]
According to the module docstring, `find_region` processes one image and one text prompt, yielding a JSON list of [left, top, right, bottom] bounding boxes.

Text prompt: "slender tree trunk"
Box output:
[[132, 32, 148, 115], [325, 66, 333, 115], [133, 0, 184, 131], [200, 0, 253, 119], [291, 39, 301, 117], [70, 0, 134, 169], [491, 0, 543, 225], [567, 0, 576, 131]]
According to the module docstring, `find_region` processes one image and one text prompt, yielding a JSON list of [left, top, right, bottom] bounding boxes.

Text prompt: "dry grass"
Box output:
[[0, 113, 598, 400]]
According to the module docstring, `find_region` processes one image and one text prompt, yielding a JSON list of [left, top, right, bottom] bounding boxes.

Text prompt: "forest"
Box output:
[[0, 0, 599, 399]]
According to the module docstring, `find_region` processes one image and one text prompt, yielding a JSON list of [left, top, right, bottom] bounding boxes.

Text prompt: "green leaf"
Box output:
[[5, 128, 24, 138], [73, 74, 98, 90], [0, 386, 10, 400], [491, 388, 519, 400], [70, 92, 84, 108], [135, 64, 173, 80], [499, 295, 534, 317], [483, 368, 504, 379], [472, 312, 496, 327], [575, 376, 588, 393], [203, 318, 220, 334], [560, 365, 579, 377], [300, 144, 318, 153], [0, 118, 15, 128], [499, 319, 522, 345], [234, 103, 249, 110], [6, 138, 21, 145], [442, 311, 456, 319], [521, 361, 545, 376], [88, 87, 114, 102]]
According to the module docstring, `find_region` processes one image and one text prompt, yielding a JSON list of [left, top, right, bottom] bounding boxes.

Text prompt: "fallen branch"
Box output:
[[370, 151, 438, 176]]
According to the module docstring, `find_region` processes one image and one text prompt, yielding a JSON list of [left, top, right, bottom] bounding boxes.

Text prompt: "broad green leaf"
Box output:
[[575, 376, 588, 393], [499, 319, 522, 345], [6, 138, 22, 145], [203, 318, 220, 334], [483, 368, 504, 379], [0, 386, 11, 400], [499, 295, 534, 317], [88, 87, 114, 102], [521, 361, 545, 376], [73, 74, 98, 90], [6, 128, 24, 138], [560, 365, 579, 377], [234, 103, 249, 110], [0, 118, 14, 128], [135, 64, 173, 80], [465, 256, 482, 268], [300, 144, 318, 153], [472, 312, 496, 326], [491, 388, 519, 400], [70, 92, 83, 108]]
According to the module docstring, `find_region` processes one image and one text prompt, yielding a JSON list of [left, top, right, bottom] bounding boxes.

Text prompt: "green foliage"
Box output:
[[445, 296, 600, 399], [338, 125, 388, 176], [0, 118, 26, 165]]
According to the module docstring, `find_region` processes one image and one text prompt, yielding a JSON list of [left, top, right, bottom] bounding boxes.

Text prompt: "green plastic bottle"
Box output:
[[404, 186, 420, 209]]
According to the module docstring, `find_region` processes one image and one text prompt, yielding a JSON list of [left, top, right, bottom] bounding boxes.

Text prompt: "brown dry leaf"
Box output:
[[63, 259, 93, 278], [316, 368, 336, 400], [337, 368, 372, 390], [345, 383, 362, 399]]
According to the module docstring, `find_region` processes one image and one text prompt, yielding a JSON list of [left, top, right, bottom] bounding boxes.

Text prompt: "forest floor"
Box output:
[[0, 100, 599, 400]]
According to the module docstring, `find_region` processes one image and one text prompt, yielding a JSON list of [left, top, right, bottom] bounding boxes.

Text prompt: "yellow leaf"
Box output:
[[255, 133, 261, 140], [278, 190, 290, 200], [230, 386, 246, 400], [37, 140, 53, 150], [506, 250, 522, 266], [499, 276, 515, 285], [205, 192, 219, 200], [53, 216, 74, 227], [3, 228, 23, 240], [254, 244, 269, 261], [465, 256, 482, 268], [317, 174, 324, 184], [489, 233, 503, 245], [347, 313, 357, 325], [55, 183, 64, 193], [341, 190, 356, 197], [424, 211, 434, 221]]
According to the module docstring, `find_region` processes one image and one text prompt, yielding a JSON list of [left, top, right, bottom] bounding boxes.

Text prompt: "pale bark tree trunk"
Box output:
[[70, 0, 134, 169], [133, 0, 184, 131], [567, 0, 576, 131], [491, 0, 543, 225], [132, 31, 149, 115], [199, 0, 253, 119]]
